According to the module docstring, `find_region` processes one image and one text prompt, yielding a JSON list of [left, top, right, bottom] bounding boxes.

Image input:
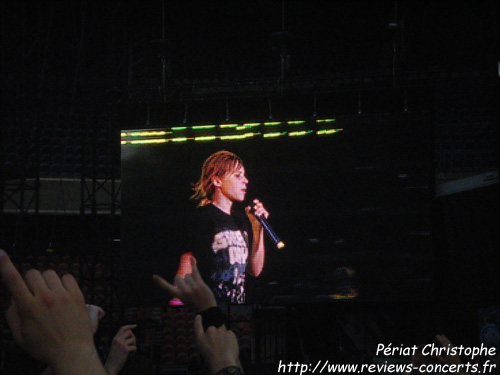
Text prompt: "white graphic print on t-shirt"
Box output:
[[210, 229, 249, 303]]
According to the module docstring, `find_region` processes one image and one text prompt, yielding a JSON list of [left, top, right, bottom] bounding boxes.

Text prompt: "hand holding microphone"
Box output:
[[247, 199, 285, 249]]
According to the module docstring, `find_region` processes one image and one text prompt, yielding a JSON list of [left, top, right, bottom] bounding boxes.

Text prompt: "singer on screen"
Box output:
[[176, 150, 268, 304]]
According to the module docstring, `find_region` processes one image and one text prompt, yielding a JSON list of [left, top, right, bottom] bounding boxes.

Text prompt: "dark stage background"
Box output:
[[1, 0, 499, 373]]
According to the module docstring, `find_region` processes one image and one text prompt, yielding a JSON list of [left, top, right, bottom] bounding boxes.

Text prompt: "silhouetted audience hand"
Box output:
[[0, 249, 107, 375], [435, 334, 463, 366], [435, 334, 467, 375], [104, 324, 138, 375], [153, 256, 216, 312], [87, 304, 105, 335], [194, 315, 242, 375]]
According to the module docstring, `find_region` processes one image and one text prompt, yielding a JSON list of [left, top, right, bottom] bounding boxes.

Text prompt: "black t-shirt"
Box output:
[[191, 204, 253, 304]]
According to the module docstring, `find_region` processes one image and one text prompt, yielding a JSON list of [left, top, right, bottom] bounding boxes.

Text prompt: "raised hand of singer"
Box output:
[[246, 198, 269, 220]]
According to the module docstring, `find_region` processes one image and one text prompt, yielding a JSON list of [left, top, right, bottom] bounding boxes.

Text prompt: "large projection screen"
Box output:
[[120, 112, 434, 306]]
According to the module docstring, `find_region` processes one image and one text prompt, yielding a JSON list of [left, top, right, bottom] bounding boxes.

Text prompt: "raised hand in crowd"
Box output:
[[152, 256, 216, 312], [411, 334, 469, 375], [435, 334, 467, 375], [40, 304, 106, 375], [194, 315, 243, 375], [87, 303, 106, 334], [104, 324, 138, 375], [0, 249, 107, 375], [154, 254, 238, 372]]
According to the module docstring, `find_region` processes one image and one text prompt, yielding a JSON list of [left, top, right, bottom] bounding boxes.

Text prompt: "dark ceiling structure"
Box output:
[[2, 1, 499, 112]]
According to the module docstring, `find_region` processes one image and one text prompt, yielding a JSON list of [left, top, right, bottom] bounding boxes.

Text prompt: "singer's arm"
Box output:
[[246, 199, 268, 277]]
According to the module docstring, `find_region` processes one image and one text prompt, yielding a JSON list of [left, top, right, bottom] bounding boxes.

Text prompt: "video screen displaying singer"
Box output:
[[120, 113, 434, 306], [176, 150, 269, 304]]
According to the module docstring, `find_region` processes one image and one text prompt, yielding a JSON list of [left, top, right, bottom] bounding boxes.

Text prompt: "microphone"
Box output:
[[249, 204, 285, 249]]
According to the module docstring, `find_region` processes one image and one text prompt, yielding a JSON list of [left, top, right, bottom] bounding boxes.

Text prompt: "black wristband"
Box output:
[[213, 366, 243, 375], [198, 306, 228, 330]]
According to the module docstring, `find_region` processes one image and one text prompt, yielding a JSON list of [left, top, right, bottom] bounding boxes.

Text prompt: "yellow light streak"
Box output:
[[263, 132, 286, 138], [192, 125, 216, 130], [289, 131, 312, 137], [130, 131, 168, 137], [130, 139, 167, 144], [317, 128, 343, 135], [194, 136, 217, 142]]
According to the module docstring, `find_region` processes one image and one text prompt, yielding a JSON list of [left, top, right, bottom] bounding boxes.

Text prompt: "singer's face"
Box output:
[[219, 166, 248, 202]]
